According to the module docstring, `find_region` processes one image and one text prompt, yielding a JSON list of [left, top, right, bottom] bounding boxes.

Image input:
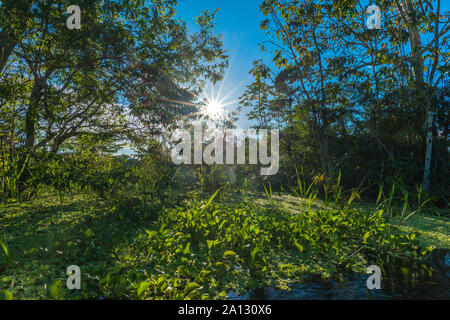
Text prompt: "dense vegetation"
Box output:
[[1, 188, 447, 300], [0, 0, 448, 300]]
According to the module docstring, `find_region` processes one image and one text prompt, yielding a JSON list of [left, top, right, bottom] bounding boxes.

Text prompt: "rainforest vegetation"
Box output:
[[0, 0, 448, 300]]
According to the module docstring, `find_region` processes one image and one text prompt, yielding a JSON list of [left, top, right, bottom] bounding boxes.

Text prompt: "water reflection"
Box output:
[[228, 249, 449, 300]]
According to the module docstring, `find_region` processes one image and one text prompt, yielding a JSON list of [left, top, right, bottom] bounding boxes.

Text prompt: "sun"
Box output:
[[205, 99, 223, 119], [167, 76, 242, 123]]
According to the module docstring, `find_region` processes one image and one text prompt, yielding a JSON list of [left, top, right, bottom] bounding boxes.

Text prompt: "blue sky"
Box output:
[[119, 0, 449, 154], [176, 0, 450, 130], [177, 0, 274, 128]]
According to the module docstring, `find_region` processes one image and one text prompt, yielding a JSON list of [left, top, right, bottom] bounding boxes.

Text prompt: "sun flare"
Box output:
[[206, 99, 223, 118]]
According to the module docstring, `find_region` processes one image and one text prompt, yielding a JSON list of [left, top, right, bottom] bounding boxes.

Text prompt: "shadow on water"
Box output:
[[228, 249, 450, 300]]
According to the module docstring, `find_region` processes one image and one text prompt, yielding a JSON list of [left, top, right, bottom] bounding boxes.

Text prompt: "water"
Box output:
[[228, 249, 450, 300]]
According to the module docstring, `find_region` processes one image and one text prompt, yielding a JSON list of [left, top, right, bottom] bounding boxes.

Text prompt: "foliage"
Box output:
[[238, 0, 449, 198], [0, 0, 228, 194], [0, 0, 447, 301], [97, 191, 421, 299]]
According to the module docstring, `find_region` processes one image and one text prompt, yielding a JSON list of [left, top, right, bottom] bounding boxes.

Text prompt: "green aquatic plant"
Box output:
[[289, 168, 318, 209], [93, 190, 419, 299], [0, 235, 11, 265]]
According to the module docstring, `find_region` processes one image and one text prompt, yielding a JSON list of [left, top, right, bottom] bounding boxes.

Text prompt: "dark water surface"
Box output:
[[228, 249, 450, 300]]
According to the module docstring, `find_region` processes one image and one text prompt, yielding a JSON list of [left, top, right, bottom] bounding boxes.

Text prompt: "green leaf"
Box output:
[[183, 243, 191, 255], [223, 250, 237, 258], [136, 281, 151, 299], [362, 232, 371, 244], [145, 230, 158, 239], [421, 245, 435, 255], [0, 290, 13, 300], [199, 188, 222, 215], [294, 240, 303, 253], [48, 280, 62, 300], [99, 273, 111, 288], [184, 282, 201, 295], [0, 237, 10, 260], [280, 263, 295, 271], [251, 247, 260, 260], [84, 228, 93, 238]]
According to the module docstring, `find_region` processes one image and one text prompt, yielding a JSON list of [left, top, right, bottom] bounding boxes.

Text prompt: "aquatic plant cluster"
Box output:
[[95, 193, 419, 299], [0, 184, 443, 300]]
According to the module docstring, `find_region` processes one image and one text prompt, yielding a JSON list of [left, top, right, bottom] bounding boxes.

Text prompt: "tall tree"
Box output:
[[0, 0, 228, 192]]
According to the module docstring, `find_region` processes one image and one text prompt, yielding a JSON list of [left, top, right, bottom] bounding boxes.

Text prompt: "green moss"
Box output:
[[389, 214, 450, 249]]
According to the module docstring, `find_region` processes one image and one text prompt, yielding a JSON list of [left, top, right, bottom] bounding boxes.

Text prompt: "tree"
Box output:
[[258, 0, 355, 180], [329, 0, 449, 190], [239, 61, 273, 129], [253, 0, 448, 191], [0, 0, 228, 193]]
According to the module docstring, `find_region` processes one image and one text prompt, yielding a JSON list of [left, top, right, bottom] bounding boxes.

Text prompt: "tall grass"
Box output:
[[375, 178, 434, 220], [288, 168, 318, 209], [283, 169, 434, 224]]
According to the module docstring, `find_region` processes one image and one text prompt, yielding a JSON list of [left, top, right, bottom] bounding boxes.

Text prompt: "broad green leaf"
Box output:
[[362, 232, 371, 244], [223, 250, 236, 258], [0, 290, 13, 300], [183, 243, 191, 255], [184, 282, 201, 295], [136, 281, 151, 299], [48, 280, 62, 300]]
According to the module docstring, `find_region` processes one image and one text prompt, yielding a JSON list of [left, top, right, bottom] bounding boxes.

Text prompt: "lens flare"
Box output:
[[206, 99, 223, 118]]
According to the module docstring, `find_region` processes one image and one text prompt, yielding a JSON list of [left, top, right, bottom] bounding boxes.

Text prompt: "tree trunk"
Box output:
[[17, 80, 41, 193], [395, 0, 431, 191], [423, 108, 433, 192], [0, 41, 16, 74], [319, 124, 333, 181]]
